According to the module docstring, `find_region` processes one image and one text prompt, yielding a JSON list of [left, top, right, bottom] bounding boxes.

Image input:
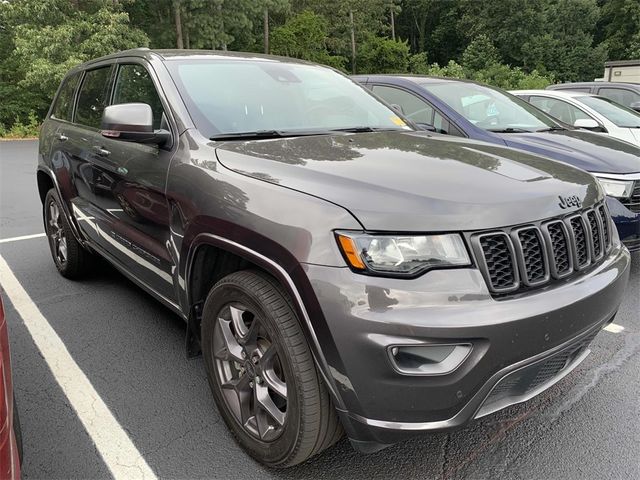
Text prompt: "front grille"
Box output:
[[620, 181, 640, 213], [481, 328, 600, 413], [516, 228, 547, 285], [546, 221, 572, 277], [472, 202, 612, 295], [478, 234, 517, 290], [586, 210, 603, 260], [570, 216, 589, 268]]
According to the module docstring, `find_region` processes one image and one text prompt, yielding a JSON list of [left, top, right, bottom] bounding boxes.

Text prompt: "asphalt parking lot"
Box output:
[[1, 139, 639, 479]]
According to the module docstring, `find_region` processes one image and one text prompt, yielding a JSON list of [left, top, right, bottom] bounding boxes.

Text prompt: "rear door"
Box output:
[[61, 65, 115, 245], [87, 61, 176, 301]]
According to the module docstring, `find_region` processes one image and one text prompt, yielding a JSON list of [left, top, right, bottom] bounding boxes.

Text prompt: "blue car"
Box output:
[[353, 75, 640, 251]]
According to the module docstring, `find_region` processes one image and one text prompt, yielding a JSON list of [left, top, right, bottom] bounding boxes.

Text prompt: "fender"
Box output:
[[185, 233, 347, 410]]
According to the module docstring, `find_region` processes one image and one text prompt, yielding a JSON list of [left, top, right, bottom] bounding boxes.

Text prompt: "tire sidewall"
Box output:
[[201, 279, 303, 466]]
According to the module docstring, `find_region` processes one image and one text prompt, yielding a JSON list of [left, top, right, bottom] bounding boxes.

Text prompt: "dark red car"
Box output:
[[0, 295, 21, 479]]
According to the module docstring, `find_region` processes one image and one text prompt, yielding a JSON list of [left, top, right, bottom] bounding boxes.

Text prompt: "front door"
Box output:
[[89, 62, 176, 302]]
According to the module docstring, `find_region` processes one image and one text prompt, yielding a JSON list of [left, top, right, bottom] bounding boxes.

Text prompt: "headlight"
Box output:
[[336, 231, 471, 276], [595, 177, 634, 198]]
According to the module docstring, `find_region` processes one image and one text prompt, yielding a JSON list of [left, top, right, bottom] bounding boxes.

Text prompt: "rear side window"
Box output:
[[528, 96, 591, 125], [598, 88, 640, 107], [51, 73, 80, 121], [75, 67, 113, 128], [112, 64, 165, 130]]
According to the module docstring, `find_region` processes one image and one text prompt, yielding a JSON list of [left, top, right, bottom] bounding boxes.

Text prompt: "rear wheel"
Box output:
[[201, 270, 342, 467], [44, 189, 95, 278]]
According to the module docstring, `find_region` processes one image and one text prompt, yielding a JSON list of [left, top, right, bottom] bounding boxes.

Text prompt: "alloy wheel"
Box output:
[[47, 200, 67, 266], [213, 304, 288, 442]]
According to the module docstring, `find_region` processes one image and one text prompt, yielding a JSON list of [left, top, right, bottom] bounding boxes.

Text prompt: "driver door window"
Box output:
[[112, 64, 165, 129], [529, 96, 591, 125], [371, 85, 434, 125]]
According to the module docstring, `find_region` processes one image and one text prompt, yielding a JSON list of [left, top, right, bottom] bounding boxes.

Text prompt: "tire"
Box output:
[[201, 270, 342, 467], [43, 188, 95, 278]]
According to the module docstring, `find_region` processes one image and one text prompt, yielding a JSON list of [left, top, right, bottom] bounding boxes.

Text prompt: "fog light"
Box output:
[[388, 344, 472, 375]]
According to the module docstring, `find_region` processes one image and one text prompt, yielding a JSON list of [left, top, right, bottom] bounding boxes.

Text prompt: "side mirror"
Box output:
[[390, 103, 404, 114], [629, 101, 640, 113], [573, 118, 603, 131], [415, 122, 437, 132], [101, 103, 170, 146]]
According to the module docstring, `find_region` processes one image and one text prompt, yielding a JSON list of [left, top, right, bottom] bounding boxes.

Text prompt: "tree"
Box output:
[[596, 0, 640, 60], [0, 0, 148, 127], [270, 11, 346, 69], [461, 34, 500, 72], [522, 0, 607, 81], [357, 36, 410, 73]]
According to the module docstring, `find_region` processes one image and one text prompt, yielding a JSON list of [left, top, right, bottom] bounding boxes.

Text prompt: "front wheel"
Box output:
[[201, 270, 342, 467]]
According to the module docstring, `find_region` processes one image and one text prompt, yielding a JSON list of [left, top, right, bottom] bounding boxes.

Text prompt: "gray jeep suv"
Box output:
[[37, 49, 630, 467]]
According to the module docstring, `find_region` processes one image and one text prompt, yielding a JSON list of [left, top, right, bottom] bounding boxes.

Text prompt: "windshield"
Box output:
[[166, 58, 409, 138], [577, 96, 640, 128], [420, 81, 558, 132]]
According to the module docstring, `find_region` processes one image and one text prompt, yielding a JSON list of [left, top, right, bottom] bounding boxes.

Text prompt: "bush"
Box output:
[[0, 112, 40, 139], [357, 36, 410, 74]]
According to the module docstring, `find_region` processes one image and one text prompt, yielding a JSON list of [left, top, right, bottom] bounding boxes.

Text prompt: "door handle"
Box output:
[[92, 146, 111, 157], [58, 133, 68, 142]]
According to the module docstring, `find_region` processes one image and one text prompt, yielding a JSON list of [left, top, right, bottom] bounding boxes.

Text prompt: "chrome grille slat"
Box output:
[[473, 202, 611, 295]]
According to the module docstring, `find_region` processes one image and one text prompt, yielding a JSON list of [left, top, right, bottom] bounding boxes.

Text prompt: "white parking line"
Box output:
[[603, 323, 625, 333], [0, 233, 46, 244], [0, 255, 157, 479]]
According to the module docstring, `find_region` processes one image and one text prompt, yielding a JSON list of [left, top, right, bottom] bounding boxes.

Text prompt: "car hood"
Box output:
[[214, 131, 601, 231], [501, 129, 640, 174]]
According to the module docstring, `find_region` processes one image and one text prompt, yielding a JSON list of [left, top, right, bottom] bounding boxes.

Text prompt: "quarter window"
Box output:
[[112, 64, 165, 130], [75, 67, 113, 128], [372, 85, 434, 125], [51, 73, 80, 122]]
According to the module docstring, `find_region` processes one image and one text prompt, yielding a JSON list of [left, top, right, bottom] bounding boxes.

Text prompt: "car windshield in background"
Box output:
[[577, 96, 640, 128], [421, 82, 558, 132], [166, 59, 410, 139]]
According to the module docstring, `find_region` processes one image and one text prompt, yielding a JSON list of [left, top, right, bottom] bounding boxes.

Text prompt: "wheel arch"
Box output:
[[36, 165, 87, 248], [184, 233, 346, 410]]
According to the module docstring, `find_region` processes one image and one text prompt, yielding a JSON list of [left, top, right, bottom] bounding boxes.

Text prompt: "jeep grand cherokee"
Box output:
[[37, 49, 630, 467]]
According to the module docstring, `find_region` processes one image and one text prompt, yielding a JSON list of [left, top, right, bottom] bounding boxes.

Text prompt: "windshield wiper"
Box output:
[[328, 126, 405, 133], [487, 127, 533, 133], [210, 130, 292, 141], [535, 126, 567, 132]]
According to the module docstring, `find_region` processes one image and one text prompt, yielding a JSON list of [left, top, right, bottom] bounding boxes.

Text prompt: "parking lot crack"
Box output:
[[544, 330, 640, 422]]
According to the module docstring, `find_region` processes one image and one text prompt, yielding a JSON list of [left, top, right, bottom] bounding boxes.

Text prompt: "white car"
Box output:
[[511, 89, 640, 146]]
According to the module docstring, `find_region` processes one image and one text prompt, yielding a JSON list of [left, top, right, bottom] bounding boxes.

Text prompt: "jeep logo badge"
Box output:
[[558, 194, 582, 209]]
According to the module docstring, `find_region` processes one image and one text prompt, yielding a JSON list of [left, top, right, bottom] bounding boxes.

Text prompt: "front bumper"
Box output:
[[303, 243, 630, 448], [608, 197, 640, 251]]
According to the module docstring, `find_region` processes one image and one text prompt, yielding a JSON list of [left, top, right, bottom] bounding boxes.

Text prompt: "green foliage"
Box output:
[[357, 36, 410, 74], [271, 11, 346, 69], [0, 0, 148, 132], [461, 35, 500, 72], [0, 112, 40, 139], [0, 0, 634, 136]]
